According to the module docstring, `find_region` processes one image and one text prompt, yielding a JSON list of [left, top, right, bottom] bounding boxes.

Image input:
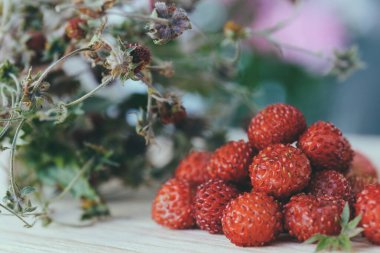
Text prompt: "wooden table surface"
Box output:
[[0, 135, 379, 253]]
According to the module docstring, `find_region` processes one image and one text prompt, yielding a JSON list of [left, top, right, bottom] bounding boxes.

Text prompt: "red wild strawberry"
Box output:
[[152, 178, 195, 229], [222, 192, 283, 247], [308, 170, 353, 203], [65, 17, 87, 40], [284, 194, 345, 241], [193, 179, 239, 234], [174, 151, 212, 186], [348, 174, 377, 197], [345, 151, 378, 197], [247, 103, 306, 150], [207, 140, 254, 183], [250, 144, 311, 198], [127, 43, 151, 74], [355, 184, 380, 245], [346, 151, 378, 178], [298, 121, 353, 172]]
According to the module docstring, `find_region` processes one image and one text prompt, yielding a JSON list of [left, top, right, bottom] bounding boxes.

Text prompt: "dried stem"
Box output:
[[0, 202, 33, 228], [46, 158, 94, 205], [32, 47, 91, 92], [65, 77, 114, 107], [229, 42, 241, 64], [266, 37, 333, 62], [9, 73, 21, 104], [0, 117, 23, 123], [9, 118, 25, 197], [0, 116, 12, 139], [107, 11, 169, 25]]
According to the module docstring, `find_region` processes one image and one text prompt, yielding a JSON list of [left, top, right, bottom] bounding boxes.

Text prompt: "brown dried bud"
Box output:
[[127, 43, 152, 74], [65, 18, 88, 40], [158, 95, 187, 125]]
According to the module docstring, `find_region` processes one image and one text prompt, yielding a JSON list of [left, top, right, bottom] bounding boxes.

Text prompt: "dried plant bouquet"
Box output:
[[0, 0, 362, 227]]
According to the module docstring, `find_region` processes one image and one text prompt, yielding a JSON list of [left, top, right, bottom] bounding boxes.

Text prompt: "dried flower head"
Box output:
[[105, 43, 133, 79], [85, 36, 112, 66], [330, 46, 364, 81], [146, 2, 192, 45], [127, 43, 152, 74]]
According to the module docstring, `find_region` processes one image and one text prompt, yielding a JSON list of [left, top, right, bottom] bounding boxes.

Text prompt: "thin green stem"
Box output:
[[252, 2, 302, 36], [0, 0, 11, 45], [9, 118, 25, 196], [0, 114, 15, 140], [230, 42, 241, 64], [32, 47, 91, 93], [65, 77, 113, 107], [0, 117, 23, 123], [0, 212, 46, 217], [267, 37, 333, 62], [9, 73, 21, 104], [0, 203, 32, 228], [46, 158, 94, 205]]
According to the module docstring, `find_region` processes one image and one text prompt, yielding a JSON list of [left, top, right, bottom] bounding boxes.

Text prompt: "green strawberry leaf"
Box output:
[[20, 186, 36, 197], [347, 214, 362, 230], [346, 227, 364, 238], [305, 234, 324, 244], [338, 235, 351, 252], [309, 203, 364, 253], [315, 237, 329, 252], [341, 202, 350, 226]]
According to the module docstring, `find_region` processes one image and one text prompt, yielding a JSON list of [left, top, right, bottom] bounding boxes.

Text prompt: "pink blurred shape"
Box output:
[[250, 0, 347, 73]]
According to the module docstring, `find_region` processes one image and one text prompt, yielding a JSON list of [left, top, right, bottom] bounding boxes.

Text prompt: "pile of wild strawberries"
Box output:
[[151, 103, 380, 247]]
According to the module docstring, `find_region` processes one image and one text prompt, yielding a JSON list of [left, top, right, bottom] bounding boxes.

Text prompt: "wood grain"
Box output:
[[0, 135, 379, 253]]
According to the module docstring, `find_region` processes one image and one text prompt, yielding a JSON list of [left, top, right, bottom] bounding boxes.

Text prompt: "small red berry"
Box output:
[[346, 151, 378, 178], [247, 103, 306, 150], [298, 121, 353, 172], [308, 170, 353, 203], [193, 179, 239, 234], [207, 140, 254, 183], [65, 17, 87, 40], [348, 174, 378, 197], [355, 184, 380, 245], [152, 178, 195, 229], [222, 192, 283, 247], [174, 151, 212, 186], [284, 194, 345, 241], [250, 144, 311, 198]]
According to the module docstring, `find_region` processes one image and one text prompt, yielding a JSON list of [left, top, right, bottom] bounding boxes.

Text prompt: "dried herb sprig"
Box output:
[[0, 0, 192, 226]]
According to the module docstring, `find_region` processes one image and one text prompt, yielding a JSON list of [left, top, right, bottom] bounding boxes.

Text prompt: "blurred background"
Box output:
[[186, 0, 380, 135]]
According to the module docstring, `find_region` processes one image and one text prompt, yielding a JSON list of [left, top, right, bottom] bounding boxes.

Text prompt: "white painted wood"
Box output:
[[0, 135, 379, 253]]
